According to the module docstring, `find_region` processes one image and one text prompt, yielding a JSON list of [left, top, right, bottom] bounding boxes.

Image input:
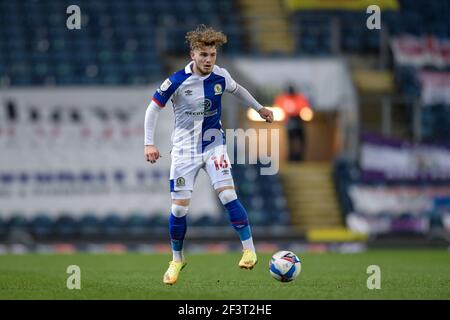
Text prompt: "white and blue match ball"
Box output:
[[269, 250, 302, 282]]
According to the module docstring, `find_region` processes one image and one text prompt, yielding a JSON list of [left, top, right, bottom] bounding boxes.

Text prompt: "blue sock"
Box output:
[[169, 213, 187, 252], [224, 199, 252, 242]]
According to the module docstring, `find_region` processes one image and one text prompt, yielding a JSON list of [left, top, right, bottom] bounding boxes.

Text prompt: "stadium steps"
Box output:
[[238, 0, 294, 54], [279, 162, 344, 231]]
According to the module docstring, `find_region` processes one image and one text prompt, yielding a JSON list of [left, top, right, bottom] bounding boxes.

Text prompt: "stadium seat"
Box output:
[[247, 209, 269, 226], [101, 214, 124, 236], [0, 216, 6, 237], [30, 214, 54, 237], [125, 214, 151, 236], [215, 213, 230, 227], [192, 214, 216, 227], [79, 214, 101, 237], [6, 215, 28, 231], [54, 215, 78, 237], [2, 0, 247, 84], [149, 214, 168, 228]]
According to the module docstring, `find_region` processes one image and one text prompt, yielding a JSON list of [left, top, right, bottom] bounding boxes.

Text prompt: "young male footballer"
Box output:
[[144, 25, 273, 284]]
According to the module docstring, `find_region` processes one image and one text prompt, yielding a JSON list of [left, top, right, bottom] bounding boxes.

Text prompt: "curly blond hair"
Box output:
[[185, 24, 227, 50]]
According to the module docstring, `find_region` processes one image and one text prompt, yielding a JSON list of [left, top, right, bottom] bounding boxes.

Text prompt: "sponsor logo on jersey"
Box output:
[[160, 78, 172, 91], [185, 111, 206, 116], [214, 84, 223, 95], [185, 99, 217, 117], [184, 89, 193, 96], [176, 177, 185, 187]]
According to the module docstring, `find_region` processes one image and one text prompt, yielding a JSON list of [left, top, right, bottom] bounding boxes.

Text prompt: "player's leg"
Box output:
[[169, 195, 190, 263], [164, 157, 199, 284], [163, 194, 190, 285], [214, 180, 258, 269], [204, 145, 257, 269]]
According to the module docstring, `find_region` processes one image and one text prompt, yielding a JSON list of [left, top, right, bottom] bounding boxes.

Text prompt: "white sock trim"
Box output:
[[242, 238, 255, 252], [172, 250, 184, 262]]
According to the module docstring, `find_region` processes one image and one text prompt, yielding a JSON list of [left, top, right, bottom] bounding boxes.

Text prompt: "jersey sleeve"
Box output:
[[221, 68, 238, 93], [152, 75, 178, 108]]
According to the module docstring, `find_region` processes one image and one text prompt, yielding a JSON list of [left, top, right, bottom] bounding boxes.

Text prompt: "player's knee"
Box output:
[[217, 188, 237, 205], [171, 204, 189, 218]]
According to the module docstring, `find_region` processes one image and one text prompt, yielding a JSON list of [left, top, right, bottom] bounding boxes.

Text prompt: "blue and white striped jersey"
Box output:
[[152, 62, 238, 156]]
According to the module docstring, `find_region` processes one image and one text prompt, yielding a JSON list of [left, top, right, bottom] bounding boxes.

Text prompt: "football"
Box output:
[[269, 250, 302, 282]]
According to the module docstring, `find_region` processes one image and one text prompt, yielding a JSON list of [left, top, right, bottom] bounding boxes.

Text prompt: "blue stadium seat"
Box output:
[[247, 209, 269, 226], [79, 214, 101, 236], [55, 215, 78, 236], [0, 173, 14, 186], [0, 216, 6, 236], [149, 214, 167, 228], [192, 214, 216, 227], [101, 214, 124, 236], [6, 215, 28, 231], [215, 213, 230, 227], [125, 214, 151, 236], [30, 214, 54, 237], [0, 0, 247, 84]]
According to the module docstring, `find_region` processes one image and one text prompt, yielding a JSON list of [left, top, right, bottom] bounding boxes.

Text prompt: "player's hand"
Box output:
[[258, 107, 274, 123], [144, 145, 160, 164]]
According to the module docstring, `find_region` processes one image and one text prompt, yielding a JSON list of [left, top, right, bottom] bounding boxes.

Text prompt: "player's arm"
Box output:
[[144, 100, 162, 164], [145, 75, 179, 164], [231, 84, 273, 123], [222, 68, 273, 123]]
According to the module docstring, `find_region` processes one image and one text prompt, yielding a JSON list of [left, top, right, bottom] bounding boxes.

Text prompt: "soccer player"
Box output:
[[144, 25, 273, 285]]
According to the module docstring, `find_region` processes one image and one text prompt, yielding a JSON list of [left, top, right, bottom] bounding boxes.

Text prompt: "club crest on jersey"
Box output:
[[214, 84, 223, 95], [186, 99, 218, 117], [160, 78, 172, 92], [176, 177, 185, 187]]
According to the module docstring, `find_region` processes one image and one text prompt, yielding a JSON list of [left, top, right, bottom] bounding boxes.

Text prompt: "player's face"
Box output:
[[191, 46, 217, 75]]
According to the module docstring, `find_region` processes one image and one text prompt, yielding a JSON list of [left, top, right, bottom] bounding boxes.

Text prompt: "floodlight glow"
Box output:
[[299, 107, 313, 121], [247, 106, 285, 122]]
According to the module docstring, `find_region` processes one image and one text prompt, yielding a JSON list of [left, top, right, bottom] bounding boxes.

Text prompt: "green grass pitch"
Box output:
[[0, 249, 449, 299]]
